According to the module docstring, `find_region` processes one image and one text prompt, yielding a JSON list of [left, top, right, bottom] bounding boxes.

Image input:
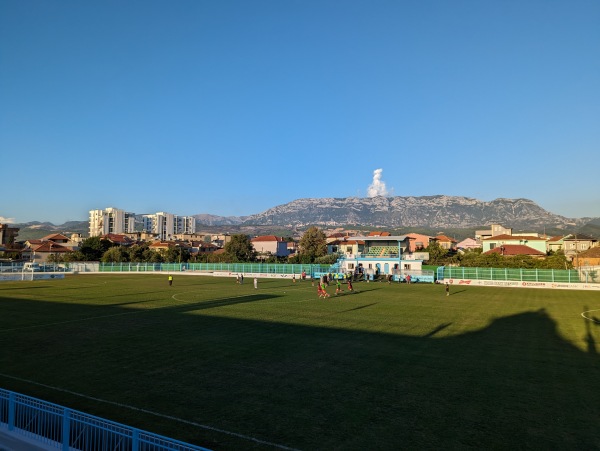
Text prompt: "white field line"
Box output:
[[0, 285, 323, 449], [581, 309, 600, 324], [0, 373, 300, 451]]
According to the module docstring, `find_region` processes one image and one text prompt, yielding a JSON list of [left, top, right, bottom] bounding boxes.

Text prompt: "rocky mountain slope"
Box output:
[[10, 196, 595, 240], [242, 195, 586, 229]]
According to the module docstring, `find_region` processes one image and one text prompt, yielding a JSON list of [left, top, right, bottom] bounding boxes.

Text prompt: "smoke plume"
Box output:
[[367, 168, 388, 197]]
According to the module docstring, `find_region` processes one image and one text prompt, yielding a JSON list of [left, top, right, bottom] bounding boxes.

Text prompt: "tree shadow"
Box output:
[[1, 293, 599, 451]]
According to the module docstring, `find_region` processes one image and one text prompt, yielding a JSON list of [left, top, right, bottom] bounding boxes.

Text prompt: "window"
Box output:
[[348, 263, 355, 269]]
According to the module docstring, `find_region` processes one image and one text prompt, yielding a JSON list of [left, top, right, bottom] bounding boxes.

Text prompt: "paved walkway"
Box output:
[[0, 429, 55, 451]]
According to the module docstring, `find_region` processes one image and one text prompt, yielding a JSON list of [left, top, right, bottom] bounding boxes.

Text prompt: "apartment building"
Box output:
[[142, 212, 196, 240], [89, 208, 135, 237]]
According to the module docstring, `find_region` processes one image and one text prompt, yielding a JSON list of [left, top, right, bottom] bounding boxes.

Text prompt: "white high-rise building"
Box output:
[[89, 208, 135, 237], [142, 212, 196, 240]]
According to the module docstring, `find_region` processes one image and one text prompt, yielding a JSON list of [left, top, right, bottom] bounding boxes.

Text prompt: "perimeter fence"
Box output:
[[437, 266, 598, 283], [0, 388, 211, 451], [95, 262, 332, 276]]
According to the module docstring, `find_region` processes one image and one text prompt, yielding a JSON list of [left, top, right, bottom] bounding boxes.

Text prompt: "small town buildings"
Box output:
[[101, 234, 135, 247], [482, 234, 548, 254], [26, 241, 72, 263], [483, 244, 546, 259], [435, 234, 457, 250], [475, 224, 512, 244], [562, 234, 598, 261], [405, 233, 435, 251], [456, 237, 480, 250], [547, 235, 569, 253], [334, 234, 432, 282], [572, 246, 600, 268], [251, 236, 290, 258], [0, 223, 19, 248]]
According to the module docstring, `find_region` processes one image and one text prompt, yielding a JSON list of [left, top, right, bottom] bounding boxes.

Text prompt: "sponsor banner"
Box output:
[[446, 279, 600, 291], [213, 272, 295, 279], [0, 273, 66, 282]]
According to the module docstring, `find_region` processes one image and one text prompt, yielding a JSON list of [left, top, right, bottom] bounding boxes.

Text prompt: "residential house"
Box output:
[[327, 237, 365, 256], [475, 224, 512, 244], [435, 234, 457, 250], [101, 234, 135, 247], [405, 233, 435, 252], [482, 234, 548, 254], [483, 244, 546, 259], [456, 237, 480, 250], [547, 235, 570, 253], [22, 233, 77, 262], [196, 242, 220, 256], [149, 241, 175, 252], [251, 236, 289, 258], [563, 234, 598, 261], [572, 246, 600, 269], [29, 241, 72, 263]]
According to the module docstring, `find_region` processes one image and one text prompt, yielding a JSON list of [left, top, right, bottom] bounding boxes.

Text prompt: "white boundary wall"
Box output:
[[446, 278, 600, 291], [212, 272, 296, 279], [0, 273, 65, 282]]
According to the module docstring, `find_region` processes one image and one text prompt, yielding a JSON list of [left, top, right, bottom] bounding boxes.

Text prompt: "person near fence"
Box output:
[[168, 275, 173, 286]]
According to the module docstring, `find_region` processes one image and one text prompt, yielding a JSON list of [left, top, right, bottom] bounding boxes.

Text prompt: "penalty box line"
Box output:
[[0, 372, 300, 451]]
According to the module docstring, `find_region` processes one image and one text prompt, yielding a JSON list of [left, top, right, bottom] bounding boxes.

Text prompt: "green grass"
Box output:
[[1, 274, 600, 450]]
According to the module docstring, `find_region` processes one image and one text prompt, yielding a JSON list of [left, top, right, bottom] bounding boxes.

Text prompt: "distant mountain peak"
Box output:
[[241, 195, 583, 229]]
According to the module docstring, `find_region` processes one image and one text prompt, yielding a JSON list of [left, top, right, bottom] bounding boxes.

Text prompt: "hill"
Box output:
[[242, 195, 590, 230]]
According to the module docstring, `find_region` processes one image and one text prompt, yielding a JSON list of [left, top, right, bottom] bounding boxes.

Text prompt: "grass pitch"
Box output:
[[1, 274, 600, 450]]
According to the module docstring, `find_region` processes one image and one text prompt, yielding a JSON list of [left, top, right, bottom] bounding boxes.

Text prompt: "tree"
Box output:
[[164, 245, 190, 263], [79, 237, 113, 261], [223, 234, 256, 262], [298, 226, 327, 262], [424, 241, 448, 265], [126, 243, 149, 262], [101, 246, 128, 263]]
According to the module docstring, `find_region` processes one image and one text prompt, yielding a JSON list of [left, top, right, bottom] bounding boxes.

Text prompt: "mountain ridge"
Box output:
[[8, 196, 598, 238], [240, 195, 589, 229]]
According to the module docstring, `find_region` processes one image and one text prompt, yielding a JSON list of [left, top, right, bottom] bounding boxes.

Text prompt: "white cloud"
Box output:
[[0, 216, 15, 224], [367, 168, 389, 197]]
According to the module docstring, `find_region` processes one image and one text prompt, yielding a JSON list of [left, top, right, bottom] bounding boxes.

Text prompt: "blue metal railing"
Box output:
[[0, 388, 211, 451]]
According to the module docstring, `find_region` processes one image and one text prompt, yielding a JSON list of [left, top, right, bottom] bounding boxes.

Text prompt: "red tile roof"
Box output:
[[41, 233, 70, 241], [578, 246, 600, 258], [102, 234, 134, 244], [483, 244, 545, 256], [32, 242, 71, 253]]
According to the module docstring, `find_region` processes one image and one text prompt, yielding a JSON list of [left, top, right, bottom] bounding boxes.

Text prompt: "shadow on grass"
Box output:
[[1, 296, 599, 451]]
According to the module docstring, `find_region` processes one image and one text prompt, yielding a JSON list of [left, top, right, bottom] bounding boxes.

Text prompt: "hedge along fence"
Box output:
[[97, 262, 332, 276], [437, 266, 598, 283]]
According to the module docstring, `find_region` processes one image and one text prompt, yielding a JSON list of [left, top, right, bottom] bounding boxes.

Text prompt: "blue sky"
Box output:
[[1, 1, 599, 224]]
